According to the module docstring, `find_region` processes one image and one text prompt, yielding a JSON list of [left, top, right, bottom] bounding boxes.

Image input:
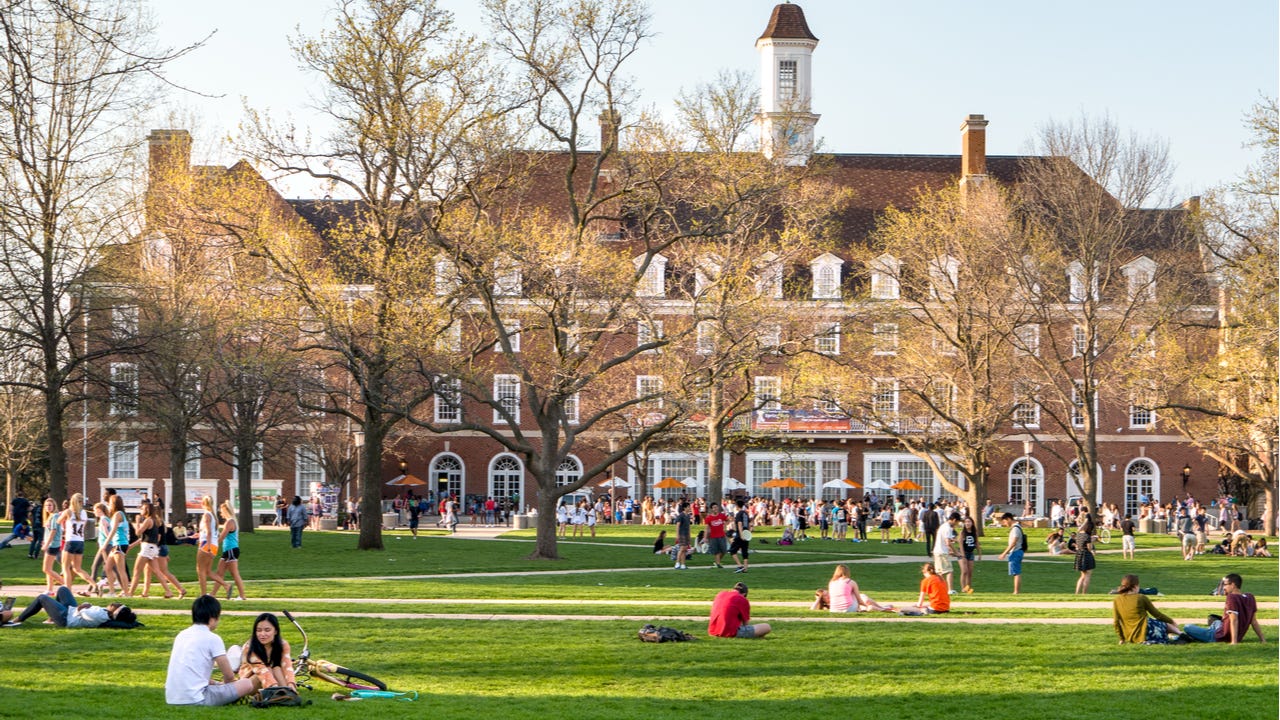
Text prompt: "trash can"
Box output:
[[1138, 518, 1153, 534], [319, 517, 337, 531], [513, 514, 529, 530], [382, 512, 399, 529]]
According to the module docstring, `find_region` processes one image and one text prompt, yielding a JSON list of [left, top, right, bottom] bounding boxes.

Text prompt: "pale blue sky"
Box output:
[[150, 0, 1278, 202]]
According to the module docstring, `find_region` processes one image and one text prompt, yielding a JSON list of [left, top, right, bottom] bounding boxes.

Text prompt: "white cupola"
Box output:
[[755, 2, 820, 166]]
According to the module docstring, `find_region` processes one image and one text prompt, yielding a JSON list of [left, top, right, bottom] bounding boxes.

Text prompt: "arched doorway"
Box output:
[[1124, 459, 1159, 518], [430, 453, 465, 499], [1008, 458, 1043, 516], [489, 454, 523, 505]]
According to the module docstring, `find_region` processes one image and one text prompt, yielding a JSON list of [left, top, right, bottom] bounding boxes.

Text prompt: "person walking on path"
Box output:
[[1120, 514, 1137, 560], [1074, 512, 1097, 595], [1181, 573, 1266, 644], [708, 582, 770, 639], [286, 496, 308, 549], [932, 513, 959, 595], [729, 502, 752, 574], [997, 513, 1025, 595], [704, 503, 729, 568]]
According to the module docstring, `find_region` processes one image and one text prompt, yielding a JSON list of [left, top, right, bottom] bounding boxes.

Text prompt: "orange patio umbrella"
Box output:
[[653, 477, 689, 489], [841, 478, 862, 488], [890, 479, 923, 491], [762, 478, 805, 489], [386, 473, 427, 486]]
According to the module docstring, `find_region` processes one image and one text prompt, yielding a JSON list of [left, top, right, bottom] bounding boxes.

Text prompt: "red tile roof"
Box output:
[[759, 3, 818, 42]]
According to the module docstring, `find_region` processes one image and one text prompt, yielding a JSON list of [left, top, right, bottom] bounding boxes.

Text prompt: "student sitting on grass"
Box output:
[[165, 595, 262, 705], [1111, 574, 1182, 644], [898, 563, 951, 616]]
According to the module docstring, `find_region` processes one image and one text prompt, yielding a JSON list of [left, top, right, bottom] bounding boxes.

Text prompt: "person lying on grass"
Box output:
[[898, 563, 951, 616], [2, 585, 135, 628]]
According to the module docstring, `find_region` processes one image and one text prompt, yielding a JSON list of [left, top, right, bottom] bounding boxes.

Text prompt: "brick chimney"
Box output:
[[149, 129, 192, 180], [959, 114, 988, 192], [599, 109, 621, 152]]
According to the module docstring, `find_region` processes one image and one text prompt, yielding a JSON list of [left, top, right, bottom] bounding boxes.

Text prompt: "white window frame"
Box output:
[[1123, 459, 1159, 517], [696, 321, 716, 355], [636, 375, 664, 409], [1013, 384, 1040, 428], [871, 378, 899, 416], [434, 375, 462, 423], [109, 362, 138, 416], [637, 320, 663, 353], [1122, 256, 1157, 303], [1066, 261, 1099, 303], [296, 446, 325, 497], [754, 376, 781, 411], [634, 254, 667, 298], [862, 452, 962, 502], [810, 254, 843, 300], [815, 322, 841, 355], [184, 443, 201, 479], [1008, 457, 1044, 515], [760, 323, 782, 353], [564, 392, 580, 425], [778, 59, 797, 100], [1071, 325, 1090, 358], [869, 254, 900, 300], [108, 441, 139, 479], [1070, 380, 1097, 428], [757, 254, 783, 299], [112, 305, 138, 338], [438, 322, 462, 353], [1014, 324, 1040, 357], [231, 444, 264, 482], [434, 256, 459, 296], [499, 319, 521, 353], [1129, 387, 1156, 429], [493, 374, 521, 424], [749, 450, 848, 499], [872, 323, 898, 356], [928, 254, 959, 301], [493, 257, 522, 297]]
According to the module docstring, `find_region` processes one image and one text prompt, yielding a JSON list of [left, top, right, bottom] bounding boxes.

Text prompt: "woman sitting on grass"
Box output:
[[1111, 574, 1182, 644], [236, 612, 296, 690], [811, 564, 895, 613], [1044, 529, 1066, 556]]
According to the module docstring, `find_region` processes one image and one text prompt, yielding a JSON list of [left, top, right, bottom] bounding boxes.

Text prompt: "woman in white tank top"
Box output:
[[58, 493, 97, 594]]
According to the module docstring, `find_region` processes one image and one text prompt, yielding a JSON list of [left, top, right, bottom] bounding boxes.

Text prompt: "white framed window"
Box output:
[[1123, 459, 1158, 517], [438, 322, 462, 353], [862, 453, 961, 503], [563, 392, 579, 424], [431, 453, 464, 498], [434, 375, 462, 423], [749, 451, 848, 500], [1008, 457, 1043, 515], [1129, 328, 1156, 358], [493, 374, 521, 424], [184, 443, 201, 479], [696, 321, 716, 355], [1129, 388, 1156, 428], [232, 444, 264, 481], [871, 379, 899, 416], [810, 254, 843, 299], [757, 253, 783, 299], [1122, 256, 1157, 303], [778, 59, 797, 99], [556, 456, 583, 487], [932, 328, 957, 356], [928, 254, 959, 301], [498, 319, 521, 353], [108, 441, 139, 479], [754, 376, 781, 411], [634, 254, 667, 298], [815, 322, 840, 355], [1070, 380, 1096, 428], [872, 323, 898, 355], [434, 256, 459, 296], [637, 320, 663, 353], [760, 323, 782, 353], [926, 381, 955, 416], [1014, 324, 1040, 357], [1013, 384, 1040, 428], [296, 446, 325, 495], [493, 257, 522, 296], [112, 305, 138, 338], [489, 454, 523, 500], [1071, 325, 1090, 358], [636, 375, 664, 408], [694, 255, 722, 297], [815, 395, 841, 414], [109, 362, 138, 416], [869, 254, 900, 300], [1066, 261, 1099, 303]]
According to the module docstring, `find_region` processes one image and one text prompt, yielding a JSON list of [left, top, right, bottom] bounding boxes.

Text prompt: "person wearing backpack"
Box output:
[[997, 512, 1026, 595]]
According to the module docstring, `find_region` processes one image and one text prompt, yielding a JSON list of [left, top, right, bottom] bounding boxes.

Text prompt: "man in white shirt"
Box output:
[[3, 585, 135, 627], [165, 595, 261, 705], [932, 514, 960, 594]]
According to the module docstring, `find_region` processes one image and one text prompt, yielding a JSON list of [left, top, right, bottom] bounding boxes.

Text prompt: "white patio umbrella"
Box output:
[[864, 479, 894, 491], [723, 478, 747, 490]]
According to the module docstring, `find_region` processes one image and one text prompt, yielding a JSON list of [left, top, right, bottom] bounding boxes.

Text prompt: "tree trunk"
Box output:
[[529, 482, 560, 560], [959, 473, 986, 538], [357, 419, 385, 550], [168, 436, 189, 524], [3, 466, 12, 521], [46, 389, 68, 503], [1263, 481, 1276, 538], [706, 420, 725, 503], [235, 440, 255, 534]]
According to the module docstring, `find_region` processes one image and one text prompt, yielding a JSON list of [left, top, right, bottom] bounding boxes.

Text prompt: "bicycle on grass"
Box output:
[[282, 610, 386, 691]]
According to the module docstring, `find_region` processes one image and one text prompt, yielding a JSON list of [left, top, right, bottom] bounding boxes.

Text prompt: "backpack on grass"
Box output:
[[638, 624, 697, 643], [251, 686, 310, 708]]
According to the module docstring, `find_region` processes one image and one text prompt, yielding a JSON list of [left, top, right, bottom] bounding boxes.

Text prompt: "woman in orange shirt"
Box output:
[[899, 563, 950, 615]]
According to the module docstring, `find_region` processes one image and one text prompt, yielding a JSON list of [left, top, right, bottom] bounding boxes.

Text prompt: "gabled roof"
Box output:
[[759, 3, 818, 42]]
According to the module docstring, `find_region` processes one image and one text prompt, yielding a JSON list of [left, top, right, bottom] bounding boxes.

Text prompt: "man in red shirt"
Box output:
[[707, 582, 771, 639], [704, 503, 730, 568], [899, 563, 951, 615], [1182, 573, 1266, 644]]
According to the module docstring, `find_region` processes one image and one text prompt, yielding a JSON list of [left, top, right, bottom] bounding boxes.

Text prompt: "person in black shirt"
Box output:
[[729, 504, 752, 573]]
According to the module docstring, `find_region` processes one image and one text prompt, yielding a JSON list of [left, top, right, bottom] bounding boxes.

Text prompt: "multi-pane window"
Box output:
[[869, 254, 900, 300], [108, 441, 138, 479], [1071, 380, 1088, 427], [778, 59, 796, 99], [555, 456, 582, 486], [637, 320, 663, 353], [871, 379, 899, 416], [296, 446, 325, 495], [437, 322, 462, 353], [1071, 325, 1090, 357], [1124, 460, 1155, 517], [1067, 261, 1099, 303], [1129, 328, 1156, 358], [109, 362, 138, 416], [754, 376, 781, 411], [434, 375, 462, 423], [696, 321, 717, 355], [563, 392, 579, 424], [184, 443, 201, 479], [434, 257, 459, 296], [813, 264, 840, 299], [1013, 384, 1039, 428], [232, 445, 264, 481], [760, 323, 782, 353], [635, 255, 667, 297], [872, 323, 898, 355], [493, 258, 522, 296], [636, 375, 664, 408], [494, 374, 521, 424], [112, 305, 138, 338], [1123, 258, 1156, 303], [500, 319, 521, 353], [1008, 458, 1041, 512], [926, 381, 955, 415], [432, 454, 463, 499], [757, 260, 783, 299], [815, 322, 840, 355], [932, 328, 957, 356], [1014, 324, 1040, 356], [490, 455, 523, 500], [929, 254, 959, 301], [1129, 388, 1155, 428]]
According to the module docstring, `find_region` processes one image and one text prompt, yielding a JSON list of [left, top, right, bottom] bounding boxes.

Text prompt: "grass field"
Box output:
[[0, 522, 1275, 719]]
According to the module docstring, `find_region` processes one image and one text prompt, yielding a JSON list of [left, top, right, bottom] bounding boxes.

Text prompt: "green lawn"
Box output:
[[0, 521, 1275, 719]]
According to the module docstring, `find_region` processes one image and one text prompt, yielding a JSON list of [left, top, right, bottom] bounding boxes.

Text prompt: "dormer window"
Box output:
[[1066, 261, 1099, 303], [634, 253, 667, 298], [928, 254, 959, 301], [1121, 256, 1157, 303], [809, 253, 843, 299], [694, 255, 723, 297], [869, 253, 900, 300]]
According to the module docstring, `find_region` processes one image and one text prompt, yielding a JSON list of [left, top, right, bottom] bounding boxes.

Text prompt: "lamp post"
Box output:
[[1022, 440, 1034, 517], [352, 431, 364, 530], [1181, 464, 1191, 492]]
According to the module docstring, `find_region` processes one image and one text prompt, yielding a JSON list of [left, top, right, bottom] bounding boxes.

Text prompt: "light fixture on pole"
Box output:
[[1181, 464, 1191, 490], [1022, 440, 1034, 516]]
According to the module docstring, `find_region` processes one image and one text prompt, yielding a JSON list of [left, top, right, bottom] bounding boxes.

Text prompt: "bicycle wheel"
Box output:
[[1098, 528, 1111, 544]]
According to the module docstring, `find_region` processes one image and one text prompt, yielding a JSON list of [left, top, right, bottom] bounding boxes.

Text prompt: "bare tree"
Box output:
[[0, 0, 198, 502]]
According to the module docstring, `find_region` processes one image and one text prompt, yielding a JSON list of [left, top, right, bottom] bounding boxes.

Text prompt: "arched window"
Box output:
[[1124, 459, 1158, 518], [556, 456, 582, 487], [431, 454, 464, 499], [1008, 458, 1043, 516], [489, 455, 523, 503]]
